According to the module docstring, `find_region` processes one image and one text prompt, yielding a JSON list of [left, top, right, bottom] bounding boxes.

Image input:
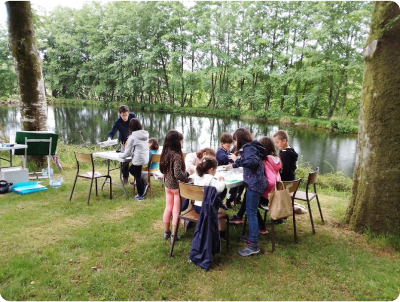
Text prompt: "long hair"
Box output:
[[196, 157, 218, 177], [149, 138, 159, 151], [233, 128, 253, 155], [160, 130, 185, 174], [259, 136, 279, 158], [129, 118, 143, 135]]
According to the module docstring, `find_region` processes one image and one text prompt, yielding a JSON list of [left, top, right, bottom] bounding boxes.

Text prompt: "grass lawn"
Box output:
[[0, 154, 399, 301]]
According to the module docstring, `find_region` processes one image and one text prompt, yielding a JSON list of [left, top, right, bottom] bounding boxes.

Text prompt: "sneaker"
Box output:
[[220, 233, 227, 242], [259, 228, 269, 234], [143, 184, 149, 197], [237, 243, 260, 257], [163, 231, 171, 240], [274, 219, 285, 225], [129, 181, 136, 186], [123, 177, 129, 184], [134, 194, 144, 201], [229, 215, 243, 224], [170, 234, 181, 244]]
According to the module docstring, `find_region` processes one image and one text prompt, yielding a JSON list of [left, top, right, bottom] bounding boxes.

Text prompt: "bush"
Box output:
[[330, 118, 358, 134], [280, 116, 291, 124]]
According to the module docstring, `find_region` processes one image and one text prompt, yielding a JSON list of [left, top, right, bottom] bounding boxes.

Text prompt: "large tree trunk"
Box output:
[[6, 1, 47, 131], [345, 2, 400, 235]]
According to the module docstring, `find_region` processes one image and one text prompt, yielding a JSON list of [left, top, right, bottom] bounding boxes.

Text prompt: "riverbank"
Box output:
[[0, 142, 398, 300], [1, 97, 358, 134]]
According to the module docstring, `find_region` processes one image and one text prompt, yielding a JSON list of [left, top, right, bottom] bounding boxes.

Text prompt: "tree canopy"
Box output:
[[1, 1, 372, 119]]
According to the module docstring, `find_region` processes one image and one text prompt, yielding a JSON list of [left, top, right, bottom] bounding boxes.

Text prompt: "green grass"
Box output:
[[0, 145, 399, 300]]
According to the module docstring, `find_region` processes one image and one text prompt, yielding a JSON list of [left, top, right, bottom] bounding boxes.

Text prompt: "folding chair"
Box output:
[[169, 182, 230, 257], [294, 168, 324, 234], [69, 152, 112, 205]]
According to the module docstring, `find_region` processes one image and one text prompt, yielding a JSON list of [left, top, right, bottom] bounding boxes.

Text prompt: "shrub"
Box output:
[[280, 116, 291, 124]]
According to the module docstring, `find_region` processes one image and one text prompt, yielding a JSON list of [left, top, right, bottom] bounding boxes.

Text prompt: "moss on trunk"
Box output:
[[345, 2, 400, 235], [6, 1, 47, 132]]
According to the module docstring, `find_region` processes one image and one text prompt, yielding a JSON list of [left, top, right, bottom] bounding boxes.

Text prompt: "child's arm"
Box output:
[[233, 145, 260, 170], [173, 154, 189, 182], [119, 136, 134, 159], [210, 178, 226, 192]]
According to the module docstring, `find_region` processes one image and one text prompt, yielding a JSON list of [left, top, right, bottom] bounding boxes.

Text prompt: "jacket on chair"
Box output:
[[189, 186, 221, 271]]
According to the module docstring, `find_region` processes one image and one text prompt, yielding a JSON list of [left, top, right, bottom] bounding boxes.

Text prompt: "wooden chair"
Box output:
[[294, 168, 324, 234], [132, 154, 162, 198], [169, 182, 230, 257], [69, 152, 112, 205]]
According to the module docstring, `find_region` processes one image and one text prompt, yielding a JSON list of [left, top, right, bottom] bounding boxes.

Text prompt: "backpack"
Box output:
[[262, 157, 281, 199]]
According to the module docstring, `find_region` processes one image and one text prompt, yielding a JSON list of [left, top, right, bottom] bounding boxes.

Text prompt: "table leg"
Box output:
[[119, 162, 127, 196]]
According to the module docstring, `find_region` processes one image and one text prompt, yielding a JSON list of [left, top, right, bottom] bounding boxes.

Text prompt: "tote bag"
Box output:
[[268, 182, 293, 220]]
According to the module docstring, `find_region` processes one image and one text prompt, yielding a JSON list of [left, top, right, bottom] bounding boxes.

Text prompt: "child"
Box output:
[[216, 132, 243, 209], [107, 105, 137, 183], [119, 118, 149, 200], [273, 130, 298, 181], [141, 138, 160, 197], [227, 128, 267, 256], [160, 130, 189, 242], [259, 136, 282, 197], [193, 157, 227, 241], [185, 148, 216, 175]]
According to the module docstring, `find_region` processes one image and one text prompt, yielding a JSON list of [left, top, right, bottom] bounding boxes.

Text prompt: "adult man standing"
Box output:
[[107, 105, 136, 183]]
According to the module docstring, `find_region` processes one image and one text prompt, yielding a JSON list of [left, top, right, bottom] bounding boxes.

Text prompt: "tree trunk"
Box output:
[[345, 2, 400, 235], [7, 1, 47, 132]]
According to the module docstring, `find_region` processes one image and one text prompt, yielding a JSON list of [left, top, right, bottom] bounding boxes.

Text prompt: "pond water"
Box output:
[[0, 104, 357, 176]]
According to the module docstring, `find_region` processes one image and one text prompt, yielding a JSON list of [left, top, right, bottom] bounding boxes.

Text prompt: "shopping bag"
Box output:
[[268, 182, 293, 220]]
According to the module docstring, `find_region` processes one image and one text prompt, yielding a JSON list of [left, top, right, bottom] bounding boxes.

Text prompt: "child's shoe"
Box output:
[[134, 194, 144, 201], [229, 215, 243, 224], [259, 227, 269, 234], [163, 231, 171, 240], [237, 242, 260, 257], [170, 234, 181, 244]]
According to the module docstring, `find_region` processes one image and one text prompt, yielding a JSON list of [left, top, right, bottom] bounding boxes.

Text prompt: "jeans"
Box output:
[[129, 165, 144, 196], [181, 198, 189, 211], [246, 189, 262, 244], [237, 192, 265, 229]]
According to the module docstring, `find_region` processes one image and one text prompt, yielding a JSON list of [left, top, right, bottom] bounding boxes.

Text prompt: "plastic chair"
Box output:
[[69, 152, 112, 205], [294, 168, 324, 234], [169, 182, 230, 257]]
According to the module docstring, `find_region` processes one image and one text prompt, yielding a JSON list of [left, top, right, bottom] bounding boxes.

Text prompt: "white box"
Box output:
[[0, 166, 29, 185]]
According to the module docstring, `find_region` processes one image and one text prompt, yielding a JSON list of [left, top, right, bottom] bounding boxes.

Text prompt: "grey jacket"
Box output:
[[119, 130, 149, 166]]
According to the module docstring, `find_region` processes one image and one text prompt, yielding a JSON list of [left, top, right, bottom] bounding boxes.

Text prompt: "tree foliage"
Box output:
[[1, 1, 372, 119]]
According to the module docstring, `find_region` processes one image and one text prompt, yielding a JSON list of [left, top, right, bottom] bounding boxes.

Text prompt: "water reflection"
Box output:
[[0, 105, 357, 176]]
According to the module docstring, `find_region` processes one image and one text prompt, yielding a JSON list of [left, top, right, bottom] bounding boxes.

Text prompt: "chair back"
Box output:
[[75, 152, 94, 163], [278, 178, 302, 197], [178, 182, 204, 202], [148, 154, 161, 172], [307, 167, 319, 185]]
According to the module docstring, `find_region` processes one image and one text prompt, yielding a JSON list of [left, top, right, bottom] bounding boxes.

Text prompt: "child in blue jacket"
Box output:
[[227, 128, 267, 256]]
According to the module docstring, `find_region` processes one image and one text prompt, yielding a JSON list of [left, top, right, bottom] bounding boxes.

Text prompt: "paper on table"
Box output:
[[97, 139, 118, 147]]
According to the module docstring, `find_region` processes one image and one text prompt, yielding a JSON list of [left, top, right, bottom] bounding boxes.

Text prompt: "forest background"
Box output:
[[0, 1, 372, 124]]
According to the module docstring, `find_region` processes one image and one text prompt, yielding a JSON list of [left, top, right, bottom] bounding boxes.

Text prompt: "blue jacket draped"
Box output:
[[189, 186, 221, 271]]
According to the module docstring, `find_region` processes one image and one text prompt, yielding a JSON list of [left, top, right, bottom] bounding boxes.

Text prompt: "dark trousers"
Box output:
[[129, 165, 144, 196], [122, 161, 130, 178], [221, 184, 245, 205]]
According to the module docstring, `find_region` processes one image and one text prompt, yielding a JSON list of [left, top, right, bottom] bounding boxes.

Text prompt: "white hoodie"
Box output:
[[119, 130, 149, 166]]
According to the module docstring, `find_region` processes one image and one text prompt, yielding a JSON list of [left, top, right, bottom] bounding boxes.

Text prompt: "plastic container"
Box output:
[[41, 168, 54, 177], [49, 177, 64, 188]]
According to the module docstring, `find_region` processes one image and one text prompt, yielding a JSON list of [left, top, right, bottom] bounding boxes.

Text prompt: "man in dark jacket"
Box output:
[[107, 105, 136, 183]]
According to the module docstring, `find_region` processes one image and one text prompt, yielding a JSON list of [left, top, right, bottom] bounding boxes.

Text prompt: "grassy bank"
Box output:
[[0, 143, 399, 300], [47, 98, 359, 134]]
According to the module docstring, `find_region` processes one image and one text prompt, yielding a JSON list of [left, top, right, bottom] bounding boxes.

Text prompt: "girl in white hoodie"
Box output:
[[119, 118, 149, 200]]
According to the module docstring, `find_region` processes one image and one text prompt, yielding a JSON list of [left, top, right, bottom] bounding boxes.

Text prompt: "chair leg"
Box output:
[[293, 207, 298, 244], [306, 200, 316, 234], [149, 180, 152, 199], [169, 219, 180, 257], [108, 176, 112, 200], [95, 179, 98, 196], [69, 176, 78, 201], [242, 215, 247, 236], [271, 218, 275, 253], [263, 210, 268, 226], [225, 216, 230, 252], [87, 178, 94, 205], [315, 195, 324, 224]]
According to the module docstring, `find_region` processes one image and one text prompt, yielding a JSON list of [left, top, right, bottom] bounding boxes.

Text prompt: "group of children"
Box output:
[[159, 128, 298, 257], [107, 105, 298, 257]]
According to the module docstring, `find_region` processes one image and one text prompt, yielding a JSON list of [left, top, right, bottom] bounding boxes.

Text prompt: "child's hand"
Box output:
[[218, 176, 225, 181], [228, 154, 237, 162], [226, 164, 232, 170], [107, 138, 111, 141], [188, 168, 195, 175]]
